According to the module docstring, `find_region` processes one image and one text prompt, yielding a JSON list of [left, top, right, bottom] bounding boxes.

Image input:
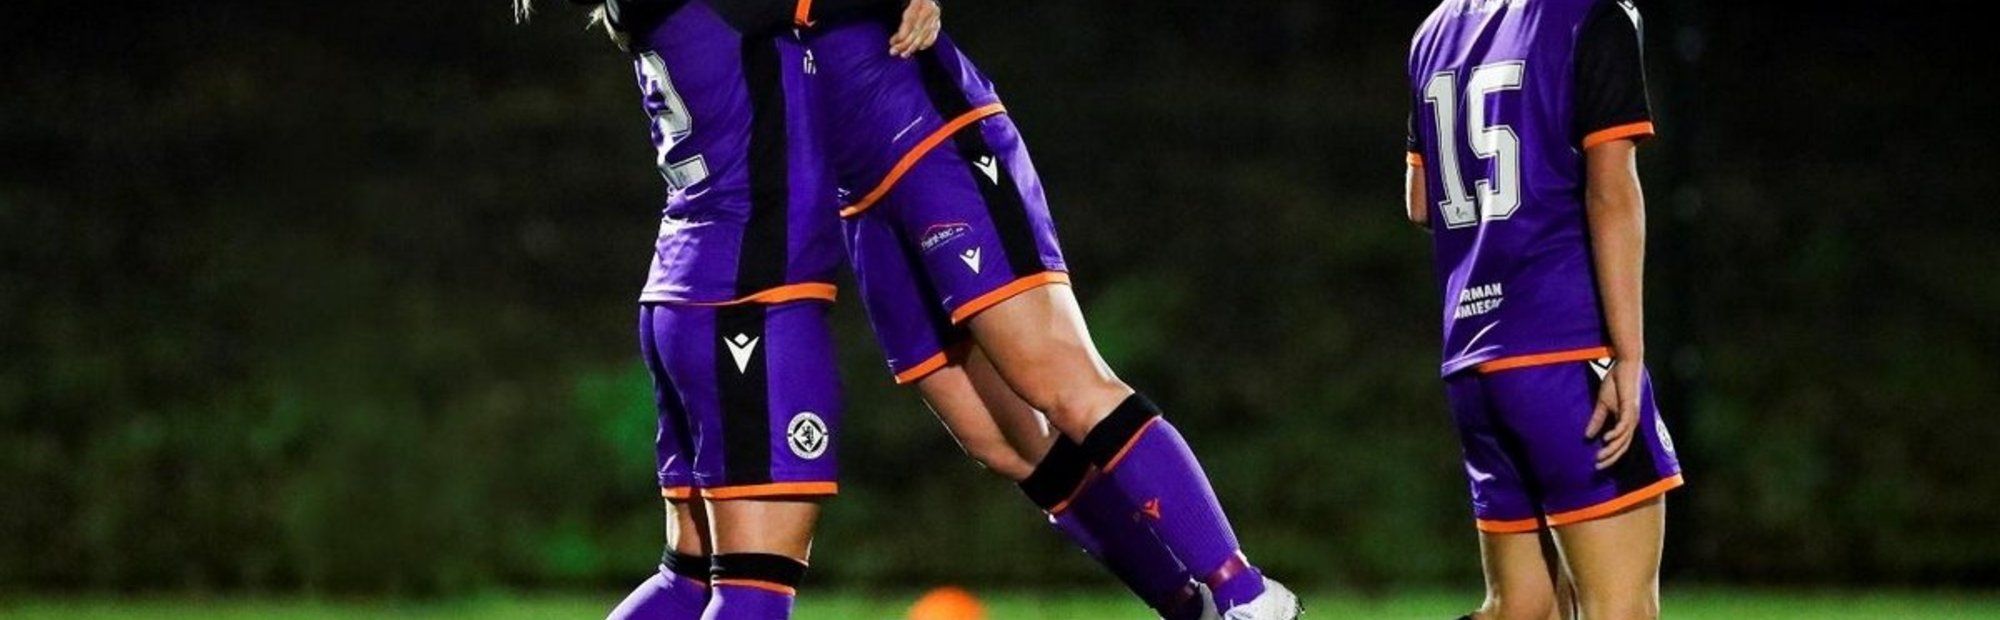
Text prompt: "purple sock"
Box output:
[[610, 552, 711, 620], [700, 583, 794, 620], [701, 553, 804, 620], [1025, 440, 1205, 619], [1081, 394, 1267, 610]]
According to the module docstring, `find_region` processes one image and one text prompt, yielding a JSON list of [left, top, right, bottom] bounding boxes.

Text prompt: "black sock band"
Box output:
[[711, 553, 808, 589], [1018, 438, 1092, 511], [661, 549, 710, 583], [1079, 393, 1163, 469]]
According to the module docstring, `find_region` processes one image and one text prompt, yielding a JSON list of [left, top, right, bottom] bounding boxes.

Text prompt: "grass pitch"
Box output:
[[4, 589, 1997, 618]]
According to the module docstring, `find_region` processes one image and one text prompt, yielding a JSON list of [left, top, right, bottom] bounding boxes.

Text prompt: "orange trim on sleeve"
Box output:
[[1582, 121, 1655, 150], [893, 341, 972, 385], [949, 271, 1071, 325], [1546, 474, 1684, 528], [792, 0, 815, 27], [1474, 515, 1547, 534], [716, 578, 799, 597], [700, 481, 839, 500], [688, 283, 838, 306], [661, 486, 696, 501], [840, 103, 1009, 218], [1101, 416, 1163, 473], [1474, 346, 1613, 374], [1407, 152, 1424, 167]]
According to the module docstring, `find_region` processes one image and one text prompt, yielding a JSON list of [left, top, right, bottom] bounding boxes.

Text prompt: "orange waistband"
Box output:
[[1474, 346, 1612, 374], [681, 283, 838, 306]]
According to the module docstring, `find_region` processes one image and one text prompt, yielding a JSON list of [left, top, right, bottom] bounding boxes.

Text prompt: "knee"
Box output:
[[1481, 589, 1558, 620], [1036, 383, 1134, 438]]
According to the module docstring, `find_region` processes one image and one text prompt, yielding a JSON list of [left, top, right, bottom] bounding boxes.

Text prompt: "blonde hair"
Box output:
[[513, 0, 626, 50]]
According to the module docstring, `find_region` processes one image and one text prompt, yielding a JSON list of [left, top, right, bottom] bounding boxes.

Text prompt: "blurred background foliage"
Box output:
[[2, 0, 1994, 596]]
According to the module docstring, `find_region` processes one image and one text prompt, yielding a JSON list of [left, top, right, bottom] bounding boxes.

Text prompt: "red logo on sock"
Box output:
[[1140, 498, 1162, 521]]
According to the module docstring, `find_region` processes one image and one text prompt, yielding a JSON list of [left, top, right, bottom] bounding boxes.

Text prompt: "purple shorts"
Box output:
[[638, 301, 840, 500], [812, 20, 1069, 384], [1445, 358, 1684, 532]]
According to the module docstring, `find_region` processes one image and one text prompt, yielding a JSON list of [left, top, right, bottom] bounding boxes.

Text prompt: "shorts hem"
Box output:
[[660, 486, 698, 501], [948, 271, 1071, 325], [892, 340, 973, 385], [1474, 346, 1613, 374], [1471, 473, 1685, 533], [698, 481, 840, 500]]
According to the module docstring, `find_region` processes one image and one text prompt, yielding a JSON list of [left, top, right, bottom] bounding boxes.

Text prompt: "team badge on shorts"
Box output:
[[787, 412, 830, 460]]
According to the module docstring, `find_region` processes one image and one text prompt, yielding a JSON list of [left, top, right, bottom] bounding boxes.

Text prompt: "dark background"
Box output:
[[4, 0, 1995, 596]]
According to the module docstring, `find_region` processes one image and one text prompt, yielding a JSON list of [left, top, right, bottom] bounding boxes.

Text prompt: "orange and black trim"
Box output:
[[1020, 439, 1095, 515], [661, 486, 697, 501], [893, 340, 972, 385], [1079, 394, 1165, 472], [1475, 473, 1684, 533], [712, 553, 808, 597], [1581, 121, 1655, 150], [687, 283, 839, 306], [1475, 346, 1613, 374]]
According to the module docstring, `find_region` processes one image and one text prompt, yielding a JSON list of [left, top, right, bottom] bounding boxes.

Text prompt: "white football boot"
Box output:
[[1221, 578, 1301, 620]]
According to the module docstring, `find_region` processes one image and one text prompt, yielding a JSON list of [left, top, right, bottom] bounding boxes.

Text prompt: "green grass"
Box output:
[[4, 589, 1998, 619]]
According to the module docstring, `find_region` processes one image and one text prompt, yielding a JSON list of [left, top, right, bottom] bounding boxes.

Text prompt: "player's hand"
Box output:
[[1584, 358, 1644, 470], [889, 0, 941, 58]]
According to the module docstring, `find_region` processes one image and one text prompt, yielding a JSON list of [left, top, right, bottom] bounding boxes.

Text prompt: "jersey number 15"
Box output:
[[1423, 62, 1524, 229]]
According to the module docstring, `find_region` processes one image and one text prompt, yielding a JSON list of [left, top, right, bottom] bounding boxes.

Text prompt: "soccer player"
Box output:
[[513, 0, 924, 618], [1403, 1, 1684, 619], [808, 8, 1301, 619]]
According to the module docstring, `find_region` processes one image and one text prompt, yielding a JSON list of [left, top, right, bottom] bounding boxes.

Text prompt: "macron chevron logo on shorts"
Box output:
[[973, 155, 1001, 184], [725, 333, 760, 374], [960, 247, 983, 274]]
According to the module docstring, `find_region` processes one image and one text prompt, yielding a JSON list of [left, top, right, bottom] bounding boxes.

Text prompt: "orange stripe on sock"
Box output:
[[840, 104, 1008, 218], [1582, 121, 1655, 150], [1474, 346, 1613, 374], [949, 272, 1071, 325], [716, 578, 798, 597], [1546, 474, 1685, 528], [686, 283, 838, 306], [660, 486, 696, 500], [792, 0, 815, 27], [1101, 416, 1163, 473], [700, 481, 838, 500]]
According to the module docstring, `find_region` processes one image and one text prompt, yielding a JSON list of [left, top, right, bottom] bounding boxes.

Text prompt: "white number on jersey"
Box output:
[[639, 52, 710, 192], [1422, 62, 1525, 229]]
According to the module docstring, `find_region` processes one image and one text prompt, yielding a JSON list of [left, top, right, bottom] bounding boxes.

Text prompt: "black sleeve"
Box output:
[[1573, 0, 1654, 147]]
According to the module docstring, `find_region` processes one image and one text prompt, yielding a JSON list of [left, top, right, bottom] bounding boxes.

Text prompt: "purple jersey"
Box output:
[[1408, 0, 1654, 376], [628, 1, 841, 305]]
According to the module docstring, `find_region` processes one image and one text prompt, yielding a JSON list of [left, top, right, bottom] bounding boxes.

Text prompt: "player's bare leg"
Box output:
[[1465, 529, 1574, 620], [700, 499, 820, 620], [917, 345, 1211, 618], [1555, 498, 1664, 620], [609, 500, 714, 620], [964, 285, 1294, 616]]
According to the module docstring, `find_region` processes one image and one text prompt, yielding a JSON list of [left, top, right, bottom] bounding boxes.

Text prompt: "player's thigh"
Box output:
[[963, 285, 1131, 433], [1553, 497, 1664, 620], [665, 498, 712, 557], [915, 363, 1036, 481], [704, 498, 823, 561], [1476, 530, 1564, 620]]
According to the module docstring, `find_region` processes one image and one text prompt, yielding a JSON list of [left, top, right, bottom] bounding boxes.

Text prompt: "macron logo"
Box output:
[[725, 333, 760, 374], [973, 155, 1001, 185], [959, 248, 983, 274], [1140, 498, 1162, 521]]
